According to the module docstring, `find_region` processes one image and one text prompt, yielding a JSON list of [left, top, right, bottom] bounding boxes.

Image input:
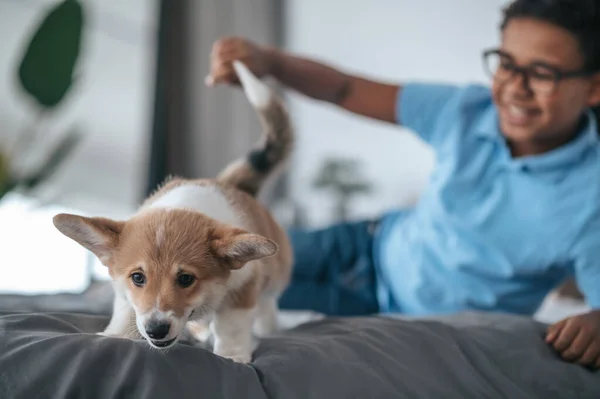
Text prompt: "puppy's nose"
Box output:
[[145, 320, 171, 340]]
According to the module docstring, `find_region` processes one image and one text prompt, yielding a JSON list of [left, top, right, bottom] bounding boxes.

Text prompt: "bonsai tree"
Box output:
[[312, 157, 373, 221]]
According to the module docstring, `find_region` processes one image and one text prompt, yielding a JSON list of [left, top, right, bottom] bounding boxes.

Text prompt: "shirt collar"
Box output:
[[475, 106, 598, 173]]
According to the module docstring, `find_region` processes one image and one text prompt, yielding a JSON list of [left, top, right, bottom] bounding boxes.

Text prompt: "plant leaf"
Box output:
[[17, 0, 85, 109], [0, 150, 10, 197], [20, 129, 82, 190]]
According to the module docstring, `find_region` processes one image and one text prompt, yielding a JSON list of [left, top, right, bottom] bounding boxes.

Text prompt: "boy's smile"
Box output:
[[489, 17, 600, 156], [500, 103, 541, 128]]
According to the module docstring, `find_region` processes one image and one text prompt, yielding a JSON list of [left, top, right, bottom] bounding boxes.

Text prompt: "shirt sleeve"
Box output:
[[571, 219, 600, 309], [396, 82, 463, 148]]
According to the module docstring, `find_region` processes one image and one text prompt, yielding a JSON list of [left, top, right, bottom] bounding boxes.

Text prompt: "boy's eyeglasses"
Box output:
[[482, 49, 593, 95]]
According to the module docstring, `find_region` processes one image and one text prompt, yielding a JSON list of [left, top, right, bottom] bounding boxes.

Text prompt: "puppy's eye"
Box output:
[[131, 272, 146, 287], [177, 274, 195, 288]]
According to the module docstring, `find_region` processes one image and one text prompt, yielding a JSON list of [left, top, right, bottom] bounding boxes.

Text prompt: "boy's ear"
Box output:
[[587, 72, 600, 108], [52, 213, 124, 267]]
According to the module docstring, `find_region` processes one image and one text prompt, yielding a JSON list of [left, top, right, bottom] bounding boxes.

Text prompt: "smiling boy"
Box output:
[[206, 0, 600, 369]]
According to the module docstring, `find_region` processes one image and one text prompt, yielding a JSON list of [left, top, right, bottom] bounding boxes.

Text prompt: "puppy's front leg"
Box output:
[[253, 295, 279, 337], [98, 293, 139, 339], [211, 307, 255, 363]]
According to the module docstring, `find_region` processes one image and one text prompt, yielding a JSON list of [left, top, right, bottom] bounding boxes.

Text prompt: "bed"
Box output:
[[0, 283, 598, 398]]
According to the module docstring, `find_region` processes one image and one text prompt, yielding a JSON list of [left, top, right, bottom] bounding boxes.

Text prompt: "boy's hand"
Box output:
[[546, 310, 600, 369], [206, 36, 274, 87]]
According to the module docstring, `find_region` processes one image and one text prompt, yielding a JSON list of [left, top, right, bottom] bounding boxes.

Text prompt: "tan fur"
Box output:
[[52, 63, 293, 363]]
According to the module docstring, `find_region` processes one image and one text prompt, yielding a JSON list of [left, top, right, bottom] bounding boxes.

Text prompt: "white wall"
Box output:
[[0, 0, 157, 219], [0, 0, 157, 293], [284, 0, 508, 227]]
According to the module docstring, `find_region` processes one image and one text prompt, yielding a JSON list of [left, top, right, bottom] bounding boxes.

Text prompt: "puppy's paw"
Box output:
[[214, 347, 252, 364], [223, 353, 252, 364]]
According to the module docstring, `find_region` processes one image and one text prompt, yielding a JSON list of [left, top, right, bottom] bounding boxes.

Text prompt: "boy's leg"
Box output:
[[278, 220, 379, 316]]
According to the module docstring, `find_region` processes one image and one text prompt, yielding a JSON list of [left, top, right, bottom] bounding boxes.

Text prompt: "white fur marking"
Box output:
[[188, 319, 212, 343], [155, 224, 165, 247], [233, 60, 271, 109], [147, 307, 175, 320], [148, 184, 243, 228]]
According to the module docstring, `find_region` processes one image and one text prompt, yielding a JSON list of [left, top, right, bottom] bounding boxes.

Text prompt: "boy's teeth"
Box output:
[[509, 105, 527, 116]]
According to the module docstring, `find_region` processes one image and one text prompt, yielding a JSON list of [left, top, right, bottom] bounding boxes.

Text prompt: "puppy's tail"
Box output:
[[216, 61, 293, 197]]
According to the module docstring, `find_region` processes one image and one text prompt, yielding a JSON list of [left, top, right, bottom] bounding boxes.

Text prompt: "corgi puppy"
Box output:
[[52, 61, 293, 363]]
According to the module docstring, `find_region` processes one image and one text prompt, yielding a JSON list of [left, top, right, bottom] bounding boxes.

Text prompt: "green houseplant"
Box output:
[[312, 157, 374, 222], [0, 0, 85, 201]]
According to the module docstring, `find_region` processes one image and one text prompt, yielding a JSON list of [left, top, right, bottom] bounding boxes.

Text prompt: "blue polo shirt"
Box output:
[[374, 82, 600, 315]]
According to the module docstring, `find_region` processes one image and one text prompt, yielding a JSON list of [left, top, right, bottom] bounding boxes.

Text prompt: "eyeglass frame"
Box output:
[[481, 48, 595, 95]]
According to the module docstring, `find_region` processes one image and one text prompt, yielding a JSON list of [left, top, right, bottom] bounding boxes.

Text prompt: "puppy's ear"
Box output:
[[53, 213, 124, 267], [211, 227, 277, 270]]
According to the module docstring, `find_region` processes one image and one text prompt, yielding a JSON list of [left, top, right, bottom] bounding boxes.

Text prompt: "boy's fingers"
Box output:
[[205, 75, 215, 86], [206, 63, 238, 86], [211, 37, 239, 57], [562, 330, 592, 361], [214, 49, 246, 64], [546, 320, 566, 343], [577, 341, 600, 366], [206, 73, 237, 87], [553, 323, 580, 352]]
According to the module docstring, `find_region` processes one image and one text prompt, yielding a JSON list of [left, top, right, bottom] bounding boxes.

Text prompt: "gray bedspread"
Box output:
[[0, 291, 599, 398]]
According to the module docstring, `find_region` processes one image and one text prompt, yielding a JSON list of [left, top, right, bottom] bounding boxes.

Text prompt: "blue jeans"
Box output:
[[278, 220, 380, 316]]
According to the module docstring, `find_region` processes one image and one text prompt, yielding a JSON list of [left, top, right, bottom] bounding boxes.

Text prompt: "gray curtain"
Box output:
[[152, 0, 286, 206]]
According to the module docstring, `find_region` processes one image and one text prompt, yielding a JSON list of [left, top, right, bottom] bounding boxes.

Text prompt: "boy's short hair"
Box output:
[[501, 0, 600, 72], [501, 0, 600, 122]]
